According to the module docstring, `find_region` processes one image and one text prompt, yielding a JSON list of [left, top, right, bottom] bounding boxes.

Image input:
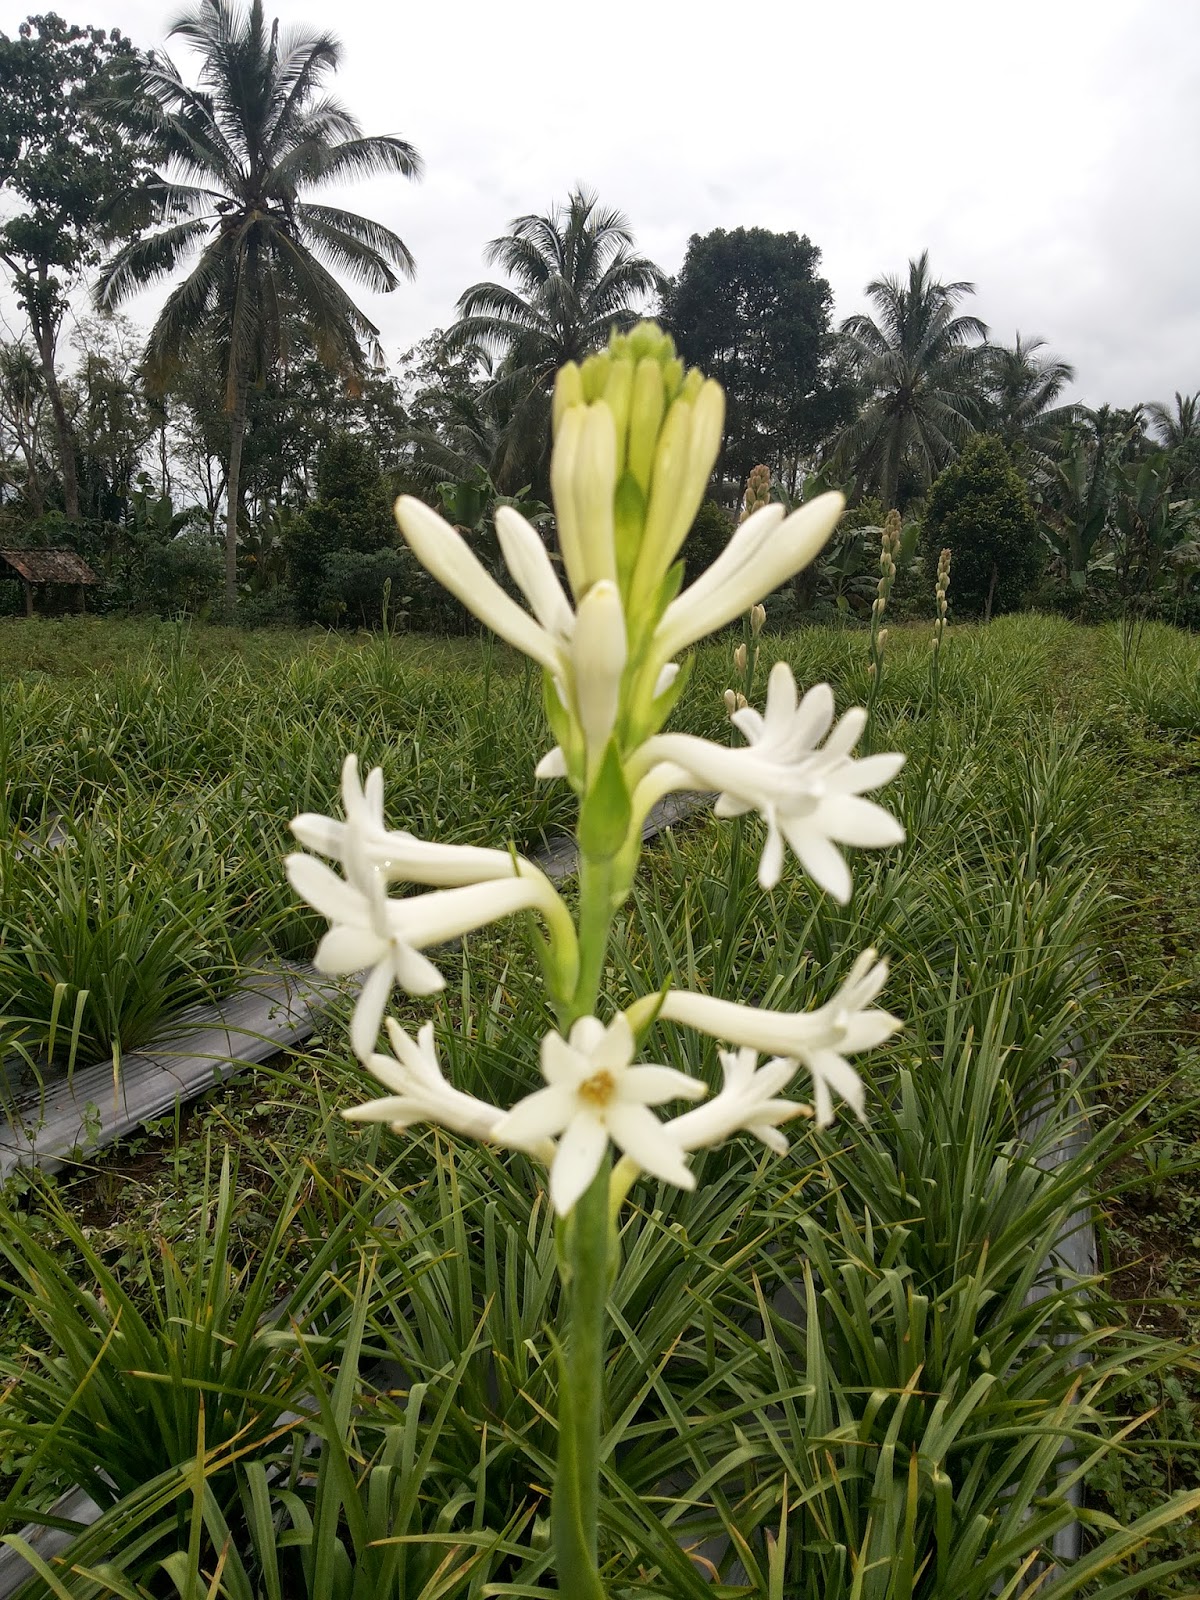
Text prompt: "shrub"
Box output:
[[924, 434, 1042, 619]]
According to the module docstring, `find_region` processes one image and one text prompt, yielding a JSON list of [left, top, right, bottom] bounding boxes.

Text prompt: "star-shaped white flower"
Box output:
[[285, 853, 559, 1062], [344, 1019, 510, 1144], [492, 1014, 706, 1215], [636, 662, 905, 900], [659, 949, 901, 1128], [664, 1047, 812, 1156], [292, 755, 525, 888], [288, 757, 570, 1062]]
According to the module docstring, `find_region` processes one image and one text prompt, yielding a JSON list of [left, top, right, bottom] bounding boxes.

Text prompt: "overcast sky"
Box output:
[[3, 0, 1198, 409]]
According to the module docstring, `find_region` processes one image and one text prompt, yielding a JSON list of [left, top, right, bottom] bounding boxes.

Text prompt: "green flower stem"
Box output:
[[554, 1158, 612, 1599], [569, 854, 618, 1025], [548, 821, 632, 1594]]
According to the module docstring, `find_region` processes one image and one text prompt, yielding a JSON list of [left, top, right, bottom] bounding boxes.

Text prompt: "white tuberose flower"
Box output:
[[664, 1048, 812, 1156], [659, 949, 901, 1128], [345, 1019, 512, 1144], [285, 854, 558, 1062], [293, 754, 533, 888], [638, 662, 905, 901], [492, 1014, 706, 1215]]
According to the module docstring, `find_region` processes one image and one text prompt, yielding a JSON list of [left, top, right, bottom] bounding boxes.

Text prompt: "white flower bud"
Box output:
[[572, 579, 627, 760], [573, 403, 618, 590]]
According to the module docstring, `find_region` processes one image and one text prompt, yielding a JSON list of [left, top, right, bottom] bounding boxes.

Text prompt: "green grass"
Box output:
[[0, 611, 1198, 1592]]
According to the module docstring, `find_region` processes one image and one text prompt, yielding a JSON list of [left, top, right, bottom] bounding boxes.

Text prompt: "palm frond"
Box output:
[[296, 208, 410, 291], [95, 217, 215, 309], [278, 133, 422, 192], [296, 203, 415, 280]]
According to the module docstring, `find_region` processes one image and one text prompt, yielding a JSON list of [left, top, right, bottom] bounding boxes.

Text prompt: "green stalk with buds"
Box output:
[[865, 508, 901, 749]]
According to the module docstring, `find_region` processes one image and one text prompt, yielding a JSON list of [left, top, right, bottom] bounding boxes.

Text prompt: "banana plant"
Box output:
[[1035, 428, 1113, 592]]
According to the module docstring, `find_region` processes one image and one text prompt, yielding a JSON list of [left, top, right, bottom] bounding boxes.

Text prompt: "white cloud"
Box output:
[[2, 0, 1196, 407]]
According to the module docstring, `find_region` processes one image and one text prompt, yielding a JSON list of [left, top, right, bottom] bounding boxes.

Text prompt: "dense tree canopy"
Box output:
[[662, 227, 852, 498], [924, 434, 1041, 619], [0, 13, 143, 518]]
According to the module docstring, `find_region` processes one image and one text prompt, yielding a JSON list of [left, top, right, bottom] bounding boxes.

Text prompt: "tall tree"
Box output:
[[448, 189, 664, 491], [835, 251, 988, 510], [395, 332, 500, 491], [0, 341, 48, 518], [0, 14, 143, 520], [97, 0, 421, 611], [661, 227, 852, 498], [983, 333, 1078, 460]]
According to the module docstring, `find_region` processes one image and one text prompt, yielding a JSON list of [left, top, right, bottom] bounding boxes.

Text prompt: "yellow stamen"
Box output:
[[578, 1070, 617, 1108]]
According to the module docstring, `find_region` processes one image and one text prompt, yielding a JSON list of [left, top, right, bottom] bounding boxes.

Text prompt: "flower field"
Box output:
[[0, 611, 1198, 1595]]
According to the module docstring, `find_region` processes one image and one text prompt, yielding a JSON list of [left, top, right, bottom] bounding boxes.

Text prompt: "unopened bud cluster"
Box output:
[[741, 464, 771, 524], [551, 321, 723, 638]]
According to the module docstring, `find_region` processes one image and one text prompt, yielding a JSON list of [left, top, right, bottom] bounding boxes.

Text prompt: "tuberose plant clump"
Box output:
[[285, 321, 906, 1594]]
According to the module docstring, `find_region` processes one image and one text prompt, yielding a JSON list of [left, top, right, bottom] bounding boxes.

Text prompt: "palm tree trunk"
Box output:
[[984, 561, 998, 623], [17, 435, 44, 518], [30, 269, 80, 522], [225, 382, 248, 615], [36, 333, 80, 522]]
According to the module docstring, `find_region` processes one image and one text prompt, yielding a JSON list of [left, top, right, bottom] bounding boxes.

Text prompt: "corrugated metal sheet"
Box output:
[[0, 548, 99, 584]]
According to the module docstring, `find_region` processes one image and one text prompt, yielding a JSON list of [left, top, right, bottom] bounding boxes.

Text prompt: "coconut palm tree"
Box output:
[[984, 333, 1079, 459], [447, 188, 664, 491], [96, 0, 421, 611], [1145, 392, 1198, 450], [834, 251, 988, 510], [1144, 392, 1200, 493]]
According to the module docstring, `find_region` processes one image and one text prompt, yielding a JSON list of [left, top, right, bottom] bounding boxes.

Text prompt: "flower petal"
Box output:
[[351, 960, 395, 1061], [290, 814, 346, 857], [495, 1084, 574, 1145], [286, 853, 364, 923], [550, 1114, 608, 1215], [787, 829, 853, 903], [535, 746, 569, 780], [568, 1016, 608, 1057], [391, 944, 446, 996], [621, 1064, 707, 1107], [495, 505, 575, 638], [818, 795, 906, 849], [757, 815, 786, 890], [315, 925, 384, 974], [657, 495, 844, 655], [801, 1047, 866, 1125], [820, 706, 868, 761], [395, 496, 562, 673], [343, 1094, 419, 1126], [541, 1028, 584, 1088], [838, 752, 906, 794], [607, 1102, 695, 1189]]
